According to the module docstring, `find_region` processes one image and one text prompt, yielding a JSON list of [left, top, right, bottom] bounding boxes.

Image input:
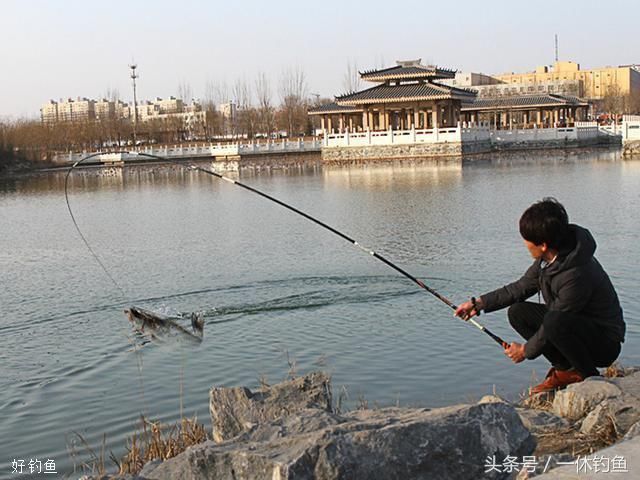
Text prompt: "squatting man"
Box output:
[[455, 198, 625, 394]]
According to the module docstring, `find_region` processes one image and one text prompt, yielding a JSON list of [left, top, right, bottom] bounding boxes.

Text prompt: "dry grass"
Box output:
[[117, 415, 209, 475], [535, 413, 620, 457], [335, 385, 349, 415], [67, 431, 111, 477], [603, 362, 626, 378], [520, 390, 555, 411]]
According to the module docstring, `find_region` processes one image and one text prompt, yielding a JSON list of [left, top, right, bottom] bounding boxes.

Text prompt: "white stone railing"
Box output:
[[324, 126, 471, 148], [324, 124, 611, 147], [491, 127, 576, 143], [53, 139, 323, 164], [490, 123, 618, 143]]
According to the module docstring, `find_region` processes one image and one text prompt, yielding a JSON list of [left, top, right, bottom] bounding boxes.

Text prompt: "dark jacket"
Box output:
[[480, 224, 625, 359]]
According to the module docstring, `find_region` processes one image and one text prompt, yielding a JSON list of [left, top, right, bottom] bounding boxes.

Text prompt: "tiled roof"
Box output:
[[335, 82, 476, 105], [360, 65, 456, 82], [462, 94, 589, 111], [307, 102, 362, 115]]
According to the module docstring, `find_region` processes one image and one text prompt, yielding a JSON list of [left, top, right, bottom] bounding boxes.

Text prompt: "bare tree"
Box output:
[[255, 72, 274, 136], [233, 77, 255, 138], [204, 79, 234, 138], [232, 77, 252, 109], [103, 87, 120, 102], [278, 67, 308, 137], [177, 81, 193, 103], [204, 79, 231, 108], [342, 59, 361, 93]]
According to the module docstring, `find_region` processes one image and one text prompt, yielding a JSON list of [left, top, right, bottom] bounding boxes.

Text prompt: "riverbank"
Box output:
[[29, 143, 628, 179], [83, 367, 640, 479], [0, 156, 38, 177]]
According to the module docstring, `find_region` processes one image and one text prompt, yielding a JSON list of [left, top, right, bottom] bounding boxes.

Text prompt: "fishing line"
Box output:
[[65, 152, 151, 416], [64, 152, 129, 298], [65, 150, 506, 348]]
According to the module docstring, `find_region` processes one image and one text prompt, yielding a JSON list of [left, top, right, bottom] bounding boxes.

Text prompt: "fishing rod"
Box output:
[[65, 150, 508, 348]]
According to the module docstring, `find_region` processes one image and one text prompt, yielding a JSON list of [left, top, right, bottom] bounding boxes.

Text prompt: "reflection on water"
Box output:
[[323, 161, 462, 191], [1, 150, 639, 478]]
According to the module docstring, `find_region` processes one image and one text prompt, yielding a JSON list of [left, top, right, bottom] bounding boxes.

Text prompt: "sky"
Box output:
[[1, 0, 638, 118]]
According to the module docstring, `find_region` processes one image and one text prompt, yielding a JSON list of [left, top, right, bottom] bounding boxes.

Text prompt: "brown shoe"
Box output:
[[531, 368, 584, 394]]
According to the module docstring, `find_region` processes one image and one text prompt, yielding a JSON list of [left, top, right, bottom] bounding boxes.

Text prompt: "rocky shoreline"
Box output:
[[84, 369, 640, 479]]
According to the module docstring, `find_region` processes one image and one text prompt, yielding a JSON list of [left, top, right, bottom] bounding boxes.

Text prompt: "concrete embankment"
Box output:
[[319, 138, 620, 164], [84, 368, 640, 479], [320, 140, 490, 163]]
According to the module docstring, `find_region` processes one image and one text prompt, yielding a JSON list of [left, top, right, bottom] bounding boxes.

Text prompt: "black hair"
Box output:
[[519, 197, 569, 249]]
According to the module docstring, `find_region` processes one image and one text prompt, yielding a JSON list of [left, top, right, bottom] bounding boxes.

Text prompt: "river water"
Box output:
[[1, 149, 638, 477]]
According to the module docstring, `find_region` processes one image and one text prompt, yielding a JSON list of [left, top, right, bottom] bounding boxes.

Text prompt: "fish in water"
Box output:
[[124, 306, 205, 344]]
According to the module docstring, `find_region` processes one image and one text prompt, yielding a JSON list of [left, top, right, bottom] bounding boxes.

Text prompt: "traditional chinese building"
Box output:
[[309, 60, 604, 162], [461, 94, 590, 128], [309, 60, 477, 133]]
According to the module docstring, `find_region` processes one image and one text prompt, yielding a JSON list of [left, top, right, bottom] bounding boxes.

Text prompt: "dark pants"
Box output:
[[507, 302, 621, 378]]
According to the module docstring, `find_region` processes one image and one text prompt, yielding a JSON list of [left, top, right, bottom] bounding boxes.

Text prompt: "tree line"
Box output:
[[0, 67, 331, 165]]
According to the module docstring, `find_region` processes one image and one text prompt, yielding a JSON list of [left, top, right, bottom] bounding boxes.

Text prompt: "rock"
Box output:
[[516, 408, 569, 434], [209, 372, 332, 442], [580, 395, 640, 436], [533, 434, 640, 479], [610, 371, 640, 399], [143, 402, 535, 480], [235, 408, 343, 443], [623, 420, 640, 440], [479, 394, 508, 404], [552, 378, 621, 421], [139, 460, 162, 477]]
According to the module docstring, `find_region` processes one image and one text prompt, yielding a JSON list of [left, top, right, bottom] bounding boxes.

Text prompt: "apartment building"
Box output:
[[494, 61, 640, 100]]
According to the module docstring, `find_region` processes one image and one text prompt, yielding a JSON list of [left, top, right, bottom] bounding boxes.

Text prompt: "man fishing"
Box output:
[[455, 198, 625, 394]]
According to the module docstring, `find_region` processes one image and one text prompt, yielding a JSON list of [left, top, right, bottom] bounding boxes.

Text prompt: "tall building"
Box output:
[[494, 61, 640, 100], [154, 96, 183, 114], [51, 98, 96, 122], [38, 93, 205, 139], [440, 72, 500, 88], [95, 99, 116, 121], [218, 101, 237, 120], [40, 100, 59, 124]]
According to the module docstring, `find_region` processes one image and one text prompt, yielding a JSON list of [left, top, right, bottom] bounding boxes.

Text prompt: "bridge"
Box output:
[[54, 139, 323, 165]]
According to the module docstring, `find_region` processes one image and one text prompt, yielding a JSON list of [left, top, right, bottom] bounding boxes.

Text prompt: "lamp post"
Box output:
[[129, 63, 139, 145]]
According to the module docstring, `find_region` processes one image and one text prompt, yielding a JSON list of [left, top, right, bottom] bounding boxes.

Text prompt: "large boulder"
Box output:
[[516, 408, 569, 434], [140, 400, 534, 480], [209, 372, 332, 442], [580, 395, 640, 436], [478, 394, 570, 435]]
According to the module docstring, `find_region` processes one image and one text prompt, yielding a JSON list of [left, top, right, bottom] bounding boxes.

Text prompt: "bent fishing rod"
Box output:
[[65, 151, 508, 348]]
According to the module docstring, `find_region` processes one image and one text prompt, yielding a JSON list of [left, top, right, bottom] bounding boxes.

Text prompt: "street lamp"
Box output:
[[129, 63, 139, 145]]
